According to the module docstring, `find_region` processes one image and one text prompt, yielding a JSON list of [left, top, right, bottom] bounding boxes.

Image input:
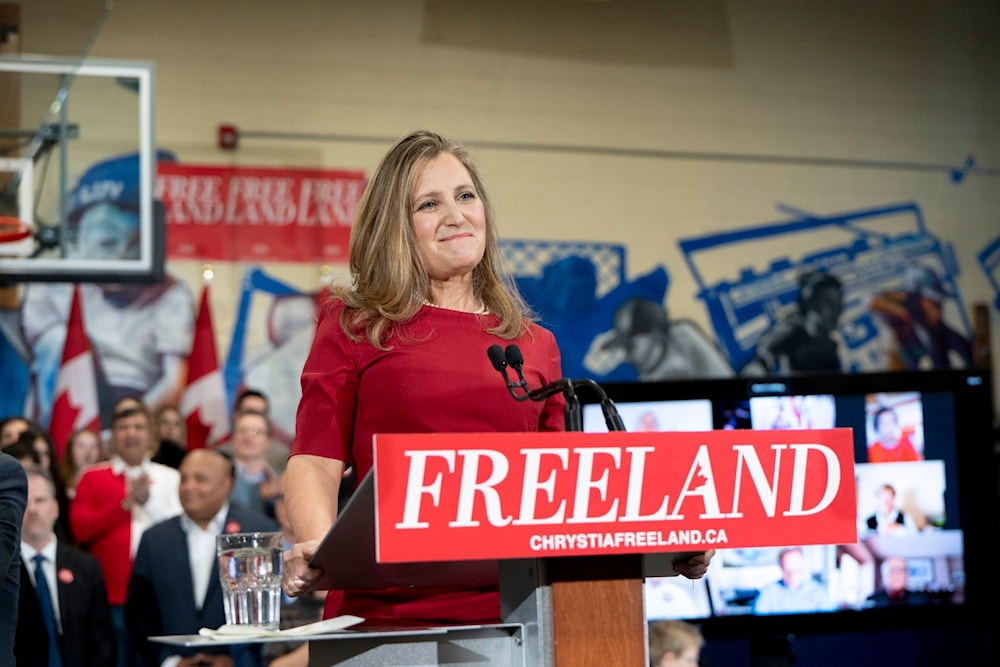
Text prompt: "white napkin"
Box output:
[[199, 615, 365, 640]]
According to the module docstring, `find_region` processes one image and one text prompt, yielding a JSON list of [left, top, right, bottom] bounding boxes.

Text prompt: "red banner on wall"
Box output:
[[157, 163, 366, 263], [373, 429, 857, 563]]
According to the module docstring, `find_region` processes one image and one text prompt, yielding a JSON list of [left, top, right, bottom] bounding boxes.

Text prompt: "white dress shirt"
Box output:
[[179, 503, 230, 610], [111, 455, 182, 557]]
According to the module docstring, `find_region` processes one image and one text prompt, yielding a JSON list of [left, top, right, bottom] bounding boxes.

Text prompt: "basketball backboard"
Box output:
[[0, 55, 161, 282]]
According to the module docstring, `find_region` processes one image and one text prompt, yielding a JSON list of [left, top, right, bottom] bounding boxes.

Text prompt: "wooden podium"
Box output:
[[305, 471, 648, 667]]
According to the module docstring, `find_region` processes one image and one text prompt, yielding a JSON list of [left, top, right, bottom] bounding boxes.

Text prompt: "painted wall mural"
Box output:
[[679, 202, 972, 375], [0, 153, 988, 444]]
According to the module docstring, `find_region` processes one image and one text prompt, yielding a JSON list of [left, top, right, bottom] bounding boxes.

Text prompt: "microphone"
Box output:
[[487, 344, 508, 372], [486, 344, 625, 433], [504, 345, 528, 390], [488, 344, 584, 431], [487, 344, 529, 401]]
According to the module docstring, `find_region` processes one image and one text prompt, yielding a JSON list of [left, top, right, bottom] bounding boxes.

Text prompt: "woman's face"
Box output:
[[71, 431, 102, 468], [33, 437, 52, 470], [0, 418, 28, 447], [410, 153, 486, 283], [157, 408, 184, 443]]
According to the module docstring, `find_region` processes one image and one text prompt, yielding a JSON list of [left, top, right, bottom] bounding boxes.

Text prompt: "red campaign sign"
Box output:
[[373, 429, 857, 564], [156, 162, 366, 263]]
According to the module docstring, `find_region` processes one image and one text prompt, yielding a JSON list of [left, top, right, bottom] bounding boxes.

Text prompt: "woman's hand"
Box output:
[[282, 539, 322, 597], [672, 549, 716, 579]]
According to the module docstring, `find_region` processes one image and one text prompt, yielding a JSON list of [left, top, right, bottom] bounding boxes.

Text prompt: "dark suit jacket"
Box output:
[[126, 504, 277, 667], [0, 454, 27, 667], [15, 542, 116, 667]]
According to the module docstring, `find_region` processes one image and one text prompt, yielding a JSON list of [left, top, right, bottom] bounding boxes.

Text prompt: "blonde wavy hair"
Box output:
[[330, 130, 534, 349]]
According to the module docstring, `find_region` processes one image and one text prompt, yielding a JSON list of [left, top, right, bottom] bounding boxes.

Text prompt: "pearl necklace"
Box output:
[[420, 297, 489, 315]]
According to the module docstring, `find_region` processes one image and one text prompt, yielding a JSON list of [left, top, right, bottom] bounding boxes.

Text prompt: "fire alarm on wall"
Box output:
[[218, 124, 239, 150]]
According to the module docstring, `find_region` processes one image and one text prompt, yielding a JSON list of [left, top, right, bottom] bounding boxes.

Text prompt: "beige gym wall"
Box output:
[[12, 0, 1000, 400]]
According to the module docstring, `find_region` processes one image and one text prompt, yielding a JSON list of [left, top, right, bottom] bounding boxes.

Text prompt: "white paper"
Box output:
[[198, 615, 365, 640]]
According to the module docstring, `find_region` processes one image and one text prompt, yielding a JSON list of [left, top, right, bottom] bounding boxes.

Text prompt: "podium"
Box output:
[[153, 428, 856, 666], [303, 426, 856, 666], [306, 471, 648, 667]]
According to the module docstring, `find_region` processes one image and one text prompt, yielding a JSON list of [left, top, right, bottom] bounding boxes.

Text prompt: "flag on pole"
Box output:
[[49, 284, 101, 459], [181, 284, 230, 449]]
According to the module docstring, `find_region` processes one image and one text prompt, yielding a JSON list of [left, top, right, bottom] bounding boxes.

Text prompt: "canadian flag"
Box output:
[[49, 285, 101, 459], [180, 285, 230, 449]]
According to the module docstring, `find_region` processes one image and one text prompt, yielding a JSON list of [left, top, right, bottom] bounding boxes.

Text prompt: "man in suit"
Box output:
[[15, 466, 115, 667], [126, 448, 277, 667], [1, 452, 28, 667]]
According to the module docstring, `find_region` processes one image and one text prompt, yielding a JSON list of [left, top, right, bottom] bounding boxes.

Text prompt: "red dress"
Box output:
[[293, 300, 565, 625]]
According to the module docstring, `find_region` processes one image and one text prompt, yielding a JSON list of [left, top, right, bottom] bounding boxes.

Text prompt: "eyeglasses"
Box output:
[[236, 427, 264, 436]]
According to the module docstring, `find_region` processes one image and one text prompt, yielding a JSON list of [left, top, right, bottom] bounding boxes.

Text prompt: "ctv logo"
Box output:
[[373, 430, 857, 563]]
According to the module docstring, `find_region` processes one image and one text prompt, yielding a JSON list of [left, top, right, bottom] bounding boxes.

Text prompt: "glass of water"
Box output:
[[216, 531, 284, 630]]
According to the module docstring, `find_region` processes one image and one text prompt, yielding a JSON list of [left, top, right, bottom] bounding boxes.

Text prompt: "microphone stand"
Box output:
[[485, 344, 644, 664], [487, 345, 623, 433]]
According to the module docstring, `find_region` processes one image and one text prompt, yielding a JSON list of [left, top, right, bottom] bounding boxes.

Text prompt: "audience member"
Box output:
[[753, 546, 834, 614], [1, 452, 28, 666], [866, 556, 930, 607], [151, 404, 187, 469], [2, 433, 40, 467], [59, 427, 105, 499], [70, 401, 182, 667], [0, 415, 33, 447], [16, 466, 116, 667], [648, 619, 704, 667], [863, 483, 917, 536], [229, 409, 280, 517], [867, 406, 922, 462], [23, 428, 75, 545], [29, 426, 55, 470], [126, 448, 275, 667], [230, 388, 291, 473]]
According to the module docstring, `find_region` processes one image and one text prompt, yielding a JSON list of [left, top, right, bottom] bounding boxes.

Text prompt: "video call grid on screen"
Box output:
[[581, 377, 975, 624]]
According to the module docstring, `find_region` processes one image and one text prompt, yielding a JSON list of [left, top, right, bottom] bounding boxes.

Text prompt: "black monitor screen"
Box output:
[[581, 369, 996, 637]]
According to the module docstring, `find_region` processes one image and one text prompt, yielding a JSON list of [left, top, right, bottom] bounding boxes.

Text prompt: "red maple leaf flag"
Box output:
[[180, 284, 230, 449], [49, 284, 101, 459]]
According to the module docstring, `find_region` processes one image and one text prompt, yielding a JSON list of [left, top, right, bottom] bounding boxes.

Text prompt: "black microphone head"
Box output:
[[505, 344, 525, 369], [487, 344, 507, 371]]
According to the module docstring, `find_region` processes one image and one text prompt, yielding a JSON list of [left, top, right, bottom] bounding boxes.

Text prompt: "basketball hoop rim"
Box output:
[[0, 216, 32, 243]]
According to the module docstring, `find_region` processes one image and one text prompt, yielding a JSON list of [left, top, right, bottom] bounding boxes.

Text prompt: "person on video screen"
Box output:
[[753, 546, 835, 614], [866, 556, 930, 607], [862, 483, 917, 536], [867, 406, 922, 463]]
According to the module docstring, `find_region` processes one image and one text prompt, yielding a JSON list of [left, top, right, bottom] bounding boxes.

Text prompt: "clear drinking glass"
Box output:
[[216, 531, 283, 630]]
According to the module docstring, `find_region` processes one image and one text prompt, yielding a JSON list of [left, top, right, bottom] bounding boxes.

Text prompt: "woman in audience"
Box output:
[[60, 427, 106, 498], [151, 404, 187, 469], [0, 415, 35, 447], [11, 427, 75, 544]]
